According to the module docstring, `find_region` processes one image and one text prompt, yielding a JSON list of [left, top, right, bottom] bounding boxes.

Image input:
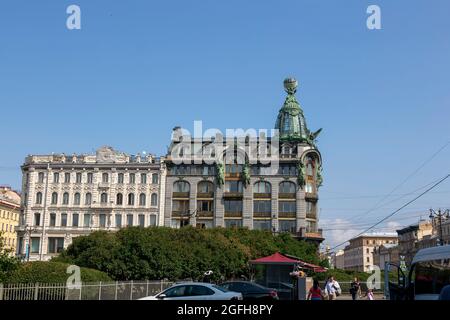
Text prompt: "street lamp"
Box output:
[[429, 208, 450, 246], [23, 224, 37, 262]]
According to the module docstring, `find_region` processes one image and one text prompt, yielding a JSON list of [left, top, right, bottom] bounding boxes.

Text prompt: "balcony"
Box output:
[[253, 212, 271, 218], [225, 173, 241, 178], [197, 211, 214, 218], [173, 192, 190, 199], [278, 193, 296, 199], [224, 212, 242, 218], [223, 192, 243, 198], [306, 212, 317, 219], [297, 227, 324, 241], [305, 192, 319, 201], [98, 183, 110, 189], [278, 212, 296, 219], [197, 192, 214, 199], [253, 193, 271, 199]]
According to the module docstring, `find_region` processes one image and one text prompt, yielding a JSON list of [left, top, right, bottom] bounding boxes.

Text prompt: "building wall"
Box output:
[[0, 187, 21, 254]]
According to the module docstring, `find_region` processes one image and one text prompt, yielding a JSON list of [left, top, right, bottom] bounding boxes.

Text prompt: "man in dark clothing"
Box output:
[[350, 277, 361, 300]]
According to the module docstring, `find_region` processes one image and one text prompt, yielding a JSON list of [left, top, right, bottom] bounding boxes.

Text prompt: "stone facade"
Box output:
[[372, 243, 399, 271], [17, 146, 164, 261], [396, 221, 433, 267], [0, 186, 21, 254]]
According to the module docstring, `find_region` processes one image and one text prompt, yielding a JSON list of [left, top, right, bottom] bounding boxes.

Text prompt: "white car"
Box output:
[[139, 282, 243, 300]]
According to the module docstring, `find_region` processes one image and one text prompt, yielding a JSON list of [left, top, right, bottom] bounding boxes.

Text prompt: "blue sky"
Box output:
[[1, 1, 449, 248]]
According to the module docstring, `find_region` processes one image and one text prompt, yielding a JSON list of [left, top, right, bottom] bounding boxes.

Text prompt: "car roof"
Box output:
[[412, 245, 450, 264], [172, 282, 216, 287], [222, 281, 267, 288]]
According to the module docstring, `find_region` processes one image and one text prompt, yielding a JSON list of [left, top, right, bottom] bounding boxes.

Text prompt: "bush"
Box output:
[[0, 232, 20, 283], [4, 261, 112, 284], [58, 226, 321, 281]]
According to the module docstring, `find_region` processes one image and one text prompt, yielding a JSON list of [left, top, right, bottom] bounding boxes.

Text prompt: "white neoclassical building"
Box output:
[[17, 146, 166, 261]]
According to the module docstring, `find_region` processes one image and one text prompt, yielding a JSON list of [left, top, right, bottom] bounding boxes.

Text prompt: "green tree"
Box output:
[[0, 231, 20, 283]]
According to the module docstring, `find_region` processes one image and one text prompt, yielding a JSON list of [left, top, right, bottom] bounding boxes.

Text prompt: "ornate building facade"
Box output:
[[163, 78, 324, 244], [0, 186, 21, 255], [17, 147, 165, 261]]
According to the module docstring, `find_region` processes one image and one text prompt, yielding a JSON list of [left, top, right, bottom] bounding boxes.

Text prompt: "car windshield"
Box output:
[[213, 285, 228, 293]]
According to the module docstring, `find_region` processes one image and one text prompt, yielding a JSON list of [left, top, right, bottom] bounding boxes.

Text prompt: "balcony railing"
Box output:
[[253, 193, 271, 199], [306, 212, 317, 219], [172, 192, 190, 198], [253, 212, 271, 218], [223, 192, 243, 198], [197, 211, 214, 218], [224, 212, 242, 218], [278, 212, 296, 219], [197, 192, 214, 199], [278, 193, 296, 199], [305, 192, 319, 201]]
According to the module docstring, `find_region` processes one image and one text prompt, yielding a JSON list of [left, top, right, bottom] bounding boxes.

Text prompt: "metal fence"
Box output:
[[0, 280, 173, 300]]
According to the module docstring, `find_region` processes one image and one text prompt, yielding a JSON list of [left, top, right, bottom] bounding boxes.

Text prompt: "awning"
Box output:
[[250, 252, 327, 272]]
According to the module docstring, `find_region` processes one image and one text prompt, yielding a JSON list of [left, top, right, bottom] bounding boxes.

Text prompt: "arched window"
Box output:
[[139, 193, 146, 206], [253, 181, 271, 194], [173, 181, 190, 193], [74, 193, 81, 205], [38, 172, 45, 183], [102, 172, 109, 183], [128, 193, 135, 206], [279, 181, 296, 194], [63, 192, 69, 205], [85, 192, 92, 205], [152, 173, 159, 184], [198, 181, 214, 193], [306, 156, 315, 177], [51, 192, 58, 205], [151, 193, 158, 206], [100, 193, 108, 204], [116, 193, 123, 205], [36, 192, 42, 205]]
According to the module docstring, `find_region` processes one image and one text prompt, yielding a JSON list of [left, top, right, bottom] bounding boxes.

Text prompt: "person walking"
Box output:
[[307, 279, 323, 301], [350, 277, 361, 300], [325, 276, 341, 300], [364, 288, 375, 300]]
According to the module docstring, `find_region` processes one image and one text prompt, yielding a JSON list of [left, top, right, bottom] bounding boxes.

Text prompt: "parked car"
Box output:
[[267, 282, 294, 300], [139, 282, 243, 300], [220, 281, 278, 300]]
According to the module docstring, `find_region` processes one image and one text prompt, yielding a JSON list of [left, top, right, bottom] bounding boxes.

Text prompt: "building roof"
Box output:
[[0, 186, 21, 207]]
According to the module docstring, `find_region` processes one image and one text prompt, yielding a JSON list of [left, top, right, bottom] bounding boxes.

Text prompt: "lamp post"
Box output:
[[429, 209, 450, 246], [23, 224, 37, 262]]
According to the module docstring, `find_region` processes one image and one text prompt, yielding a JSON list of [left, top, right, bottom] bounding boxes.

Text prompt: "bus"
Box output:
[[388, 245, 450, 300]]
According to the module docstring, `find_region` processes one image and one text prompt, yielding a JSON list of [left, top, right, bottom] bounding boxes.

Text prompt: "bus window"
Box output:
[[414, 259, 450, 297]]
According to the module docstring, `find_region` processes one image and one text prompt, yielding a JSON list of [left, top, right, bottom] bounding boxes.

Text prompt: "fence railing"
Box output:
[[0, 280, 173, 300]]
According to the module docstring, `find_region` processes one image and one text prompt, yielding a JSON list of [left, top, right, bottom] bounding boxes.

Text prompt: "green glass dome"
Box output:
[[275, 78, 310, 142]]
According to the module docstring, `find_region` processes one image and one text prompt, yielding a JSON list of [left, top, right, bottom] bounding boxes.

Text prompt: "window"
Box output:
[[279, 181, 296, 193], [224, 200, 243, 213], [74, 193, 81, 205], [139, 193, 146, 206], [99, 214, 107, 228], [49, 213, 56, 227], [127, 214, 133, 226], [85, 193, 92, 205], [173, 181, 190, 193], [128, 193, 135, 206], [38, 172, 45, 183], [51, 192, 58, 205], [61, 213, 67, 227], [140, 173, 147, 184], [129, 173, 135, 184], [172, 200, 189, 213], [279, 220, 297, 233], [279, 201, 296, 213], [118, 173, 124, 184], [34, 213, 41, 226], [149, 215, 156, 226], [83, 214, 91, 227], [253, 200, 271, 214], [152, 173, 158, 184], [102, 173, 109, 183], [253, 181, 271, 194], [116, 193, 123, 205], [189, 285, 215, 296], [225, 219, 242, 228], [100, 192, 108, 204], [151, 193, 158, 206], [198, 181, 214, 193], [31, 237, 40, 253], [76, 172, 82, 183], [64, 173, 70, 183], [366, 248, 369, 254], [224, 181, 243, 193], [72, 213, 79, 227], [63, 192, 69, 205], [48, 237, 64, 254], [53, 172, 59, 183], [253, 220, 272, 231], [115, 214, 122, 228], [87, 173, 93, 183], [366, 257, 370, 263], [197, 200, 213, 212], [138, 214, 145, 227], [36, 192, 42, 205]]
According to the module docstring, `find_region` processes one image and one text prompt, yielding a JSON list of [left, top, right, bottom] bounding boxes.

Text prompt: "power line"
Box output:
[[330, 174, 450, 250]]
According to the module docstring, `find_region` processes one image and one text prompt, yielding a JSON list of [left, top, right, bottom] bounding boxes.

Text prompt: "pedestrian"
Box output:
[[350, 277, 361, 300], [364, 288, 375, 300], [325, 276, 341, 300], [307, 279, 323, 301]]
